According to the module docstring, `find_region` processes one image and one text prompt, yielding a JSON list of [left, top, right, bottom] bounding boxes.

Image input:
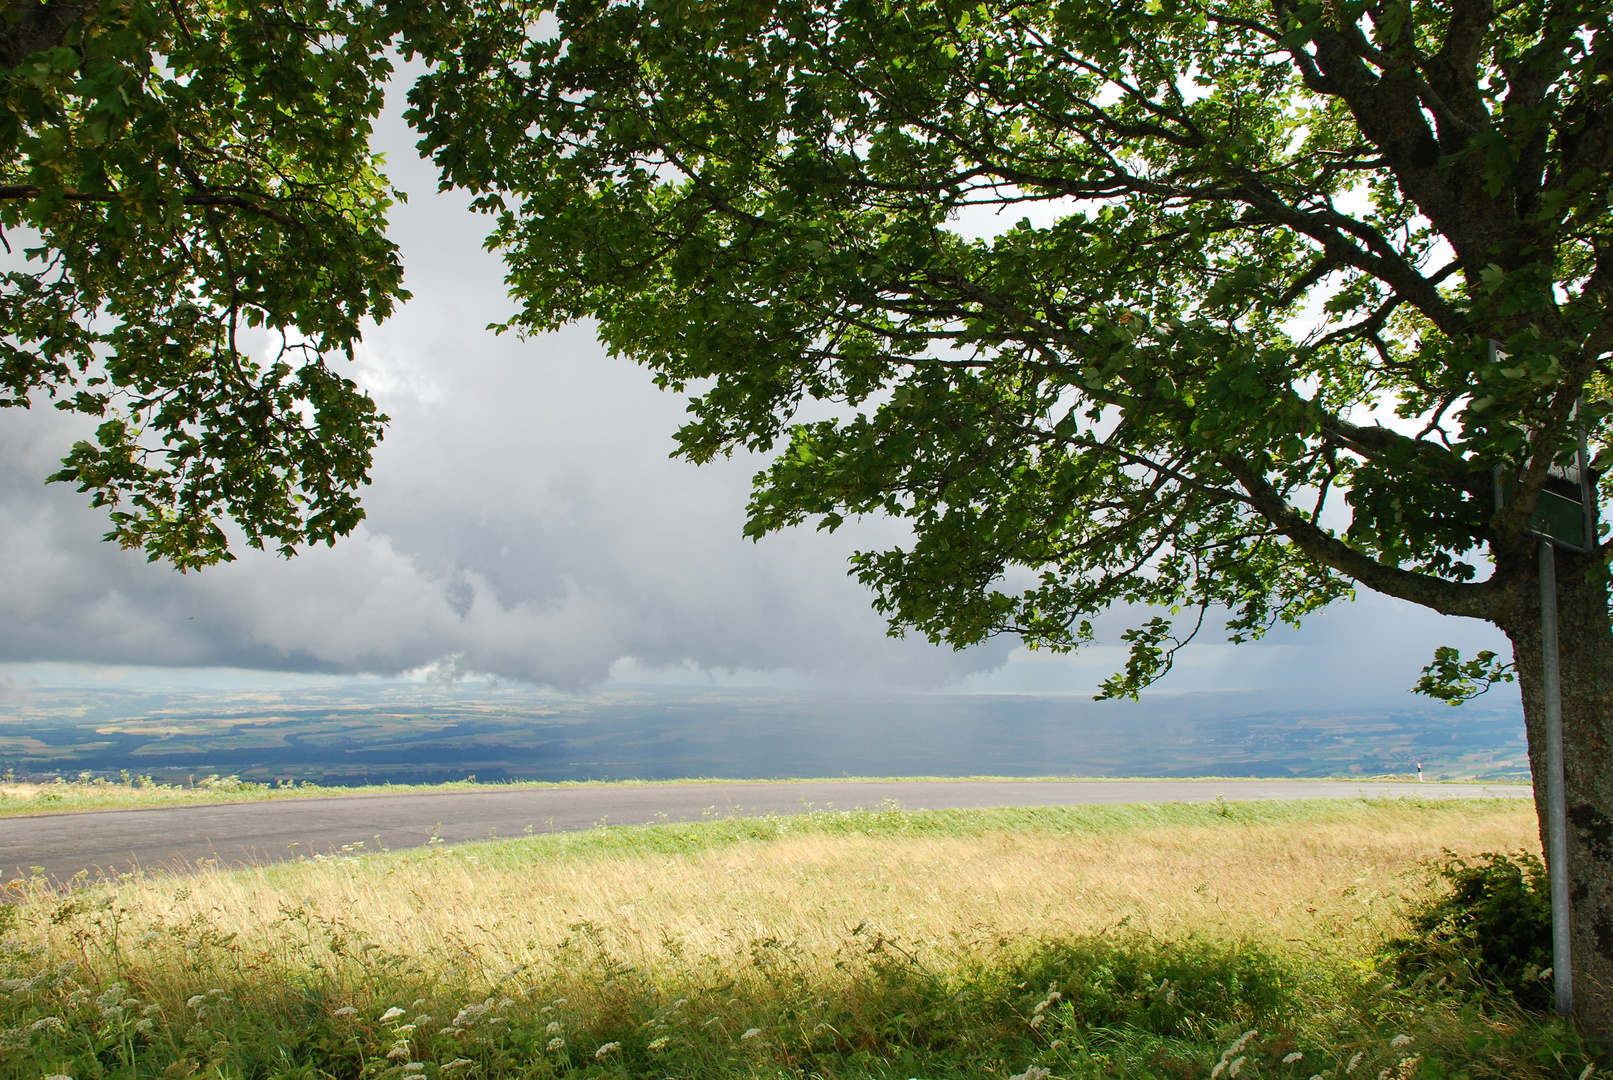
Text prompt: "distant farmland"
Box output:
[[0, 681, 1528, 784]]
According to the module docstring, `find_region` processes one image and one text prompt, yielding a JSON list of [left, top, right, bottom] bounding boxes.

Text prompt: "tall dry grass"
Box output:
[[1, 798, 1581, 1080], [18, 798, 1538, 999]]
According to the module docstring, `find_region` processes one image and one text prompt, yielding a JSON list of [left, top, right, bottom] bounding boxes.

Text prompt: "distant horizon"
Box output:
[[0, 674, 1528, 788]]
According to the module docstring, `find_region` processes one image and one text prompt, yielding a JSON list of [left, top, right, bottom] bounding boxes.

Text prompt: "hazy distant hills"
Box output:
[[0, 680, 1528, 784]]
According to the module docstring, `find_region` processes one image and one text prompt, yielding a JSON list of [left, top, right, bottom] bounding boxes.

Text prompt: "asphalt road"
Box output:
[[1, 778, 1531, 884]]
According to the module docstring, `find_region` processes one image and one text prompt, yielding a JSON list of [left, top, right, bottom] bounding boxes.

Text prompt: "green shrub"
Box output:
[[1384, 851, 1554, 1010]]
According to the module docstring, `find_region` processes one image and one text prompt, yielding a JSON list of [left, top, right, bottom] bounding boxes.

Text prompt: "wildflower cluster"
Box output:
[[1209, 1028, 1257, 1079], [1026, 980, 1063, 1030]]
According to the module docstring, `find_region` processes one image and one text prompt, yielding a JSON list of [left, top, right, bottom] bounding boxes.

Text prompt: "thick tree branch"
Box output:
[[1222, 453, 1502, 618]]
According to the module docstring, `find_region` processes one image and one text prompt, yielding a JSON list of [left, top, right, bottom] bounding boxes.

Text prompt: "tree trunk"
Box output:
[[0, 1, 96, 69], [1505, 546, 1613, 1036]]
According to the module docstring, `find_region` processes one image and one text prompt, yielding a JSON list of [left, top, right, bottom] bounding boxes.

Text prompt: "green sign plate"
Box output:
[[1531, 489, 1588, 549]]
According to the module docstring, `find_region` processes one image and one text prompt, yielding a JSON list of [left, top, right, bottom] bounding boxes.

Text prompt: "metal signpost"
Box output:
[[1538, 537, 1573, 1017], [1490, 343, 1593, 1016]]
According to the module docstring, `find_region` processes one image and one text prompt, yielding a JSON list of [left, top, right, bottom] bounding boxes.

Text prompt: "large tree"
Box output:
[[401, 0, 1613, 1030], [0, 0, 405, 569]]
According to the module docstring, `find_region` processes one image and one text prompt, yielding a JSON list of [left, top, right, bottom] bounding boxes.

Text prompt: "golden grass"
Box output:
[[19, 799, 1539, 1007]]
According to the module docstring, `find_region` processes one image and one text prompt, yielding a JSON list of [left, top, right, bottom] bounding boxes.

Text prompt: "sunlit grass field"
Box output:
[[0, 797, 1588, 1079]]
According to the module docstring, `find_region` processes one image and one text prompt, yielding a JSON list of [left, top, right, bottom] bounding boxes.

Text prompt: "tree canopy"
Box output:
[[400, 0, 1613, 1028], [404, 0, 1612, 692], [0, 0, 405, 569]]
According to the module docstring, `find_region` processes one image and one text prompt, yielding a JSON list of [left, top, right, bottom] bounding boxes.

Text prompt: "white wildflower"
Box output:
[[412, 999, 428, 1009], [741, 1028, 762, 1040], [1212, 1063, 1227, 1080], [1346, 1051, 1364, 1074], [440, 1027, 458, 1036], [440, 1059, 474, 1073], [1028, 1014, 1044, 1029], [333, 1006, 359, 1017], [1033, 1000, 1048, 1014], [402, 1064, 426, 1074], [1283, 1052, 1304, 1064], [134, 1018, 154, 1034], [545, 1021, 563, 1035], [43, 1074, 73, 1080], [673, 999, 688, 1008], [595, 1042, 620, 1058], [649, 1035, 671, 1050], [1581, 1066, 1597, 1080], [1010, 1067, 1051, 1080], [379, 1007, 407, 1022], [142, 1005, 163, 1018], [413, 1016, 433, 1027], [546, 1037, 565, 1052], [1229, 1058, 1246, 1078], [29, 1017, 65, 1032], [1050, 1040, 1066, 1051], [99, 1005, 124, 1021], [1390, 1035, 1413, 1048], [188, 996, 208, 1009], [551, 998, 567, 1005], [385, 1047, 411, 1061]]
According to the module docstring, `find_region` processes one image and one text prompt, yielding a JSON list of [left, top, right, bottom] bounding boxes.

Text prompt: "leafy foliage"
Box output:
[[1414, 646, 1518, 705], [0, 1, 407, 568], [1384, 851, 1555, 1011], [403, 0, 1613, 691]]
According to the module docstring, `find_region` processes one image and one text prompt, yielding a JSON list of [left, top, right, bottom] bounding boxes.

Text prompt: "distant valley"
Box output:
[[0, 680, 1528, 784]]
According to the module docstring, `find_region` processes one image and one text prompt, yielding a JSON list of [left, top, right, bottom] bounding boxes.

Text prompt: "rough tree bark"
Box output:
[[0, 1, 96, 68], [1502, 544, 1613, 1035]]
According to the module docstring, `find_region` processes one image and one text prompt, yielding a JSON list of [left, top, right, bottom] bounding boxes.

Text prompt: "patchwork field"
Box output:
[[0, 796, 1585, 1079]]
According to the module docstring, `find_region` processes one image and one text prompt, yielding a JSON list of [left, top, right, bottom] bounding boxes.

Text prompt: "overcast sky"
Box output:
[[0, 88, 1518, 710]]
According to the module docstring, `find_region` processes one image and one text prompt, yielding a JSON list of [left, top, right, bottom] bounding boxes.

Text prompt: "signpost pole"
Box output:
[[1540, 537, 1573, 1015]]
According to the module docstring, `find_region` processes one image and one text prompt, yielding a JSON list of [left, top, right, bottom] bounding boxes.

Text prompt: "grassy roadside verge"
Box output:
[[0, 773, 1527, 818], [0, 797, 1586, 1079]]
